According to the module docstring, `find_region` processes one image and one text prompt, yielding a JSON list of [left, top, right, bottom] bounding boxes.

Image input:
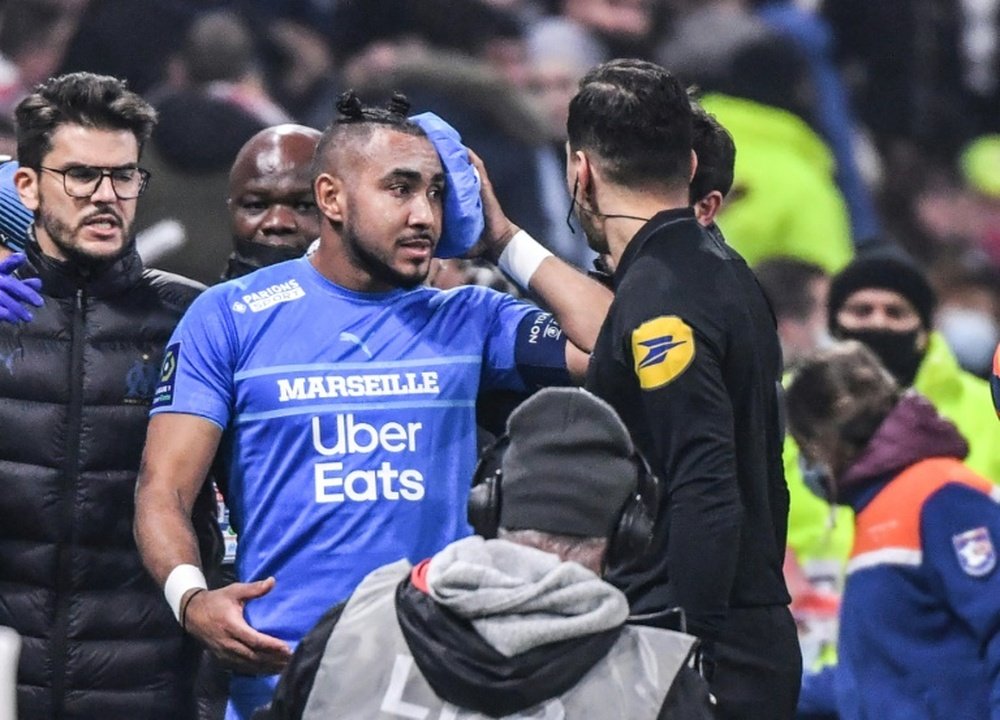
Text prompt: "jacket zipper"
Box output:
[[51, 287, 85, 719]]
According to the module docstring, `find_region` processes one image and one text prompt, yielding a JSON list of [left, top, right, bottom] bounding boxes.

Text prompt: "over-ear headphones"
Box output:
[[467, 434, 660, 571]]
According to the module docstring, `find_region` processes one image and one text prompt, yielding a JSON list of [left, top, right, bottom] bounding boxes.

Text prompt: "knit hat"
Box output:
[[499, 388, 639, 538], [0, 160, 32, 252], [828, 251, 937, 331]]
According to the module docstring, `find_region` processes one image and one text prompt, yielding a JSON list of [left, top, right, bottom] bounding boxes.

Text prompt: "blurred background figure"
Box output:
[[787, 341, 1000, 720], [930, 262, 1000, 379], [135, 10, 285, 283], [754, 257, 831, 372], [522, 17, 603, 268]]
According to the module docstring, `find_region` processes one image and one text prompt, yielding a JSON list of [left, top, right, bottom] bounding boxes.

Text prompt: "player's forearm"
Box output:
[[134, 477, 205, 585], [528, 256, 612, 354], [134, 414, 222, 587]]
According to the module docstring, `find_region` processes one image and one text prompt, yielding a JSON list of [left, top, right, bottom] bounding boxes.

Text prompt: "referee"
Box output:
[[573, 59, 800, 719]]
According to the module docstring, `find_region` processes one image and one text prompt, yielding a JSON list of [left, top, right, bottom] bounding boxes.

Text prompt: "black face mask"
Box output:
[[836, 327, 924, 387], [233, 236, 306, 270]]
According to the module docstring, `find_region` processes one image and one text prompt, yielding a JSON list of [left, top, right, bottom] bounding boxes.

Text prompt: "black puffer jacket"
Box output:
[[0, 241, 215, 720]]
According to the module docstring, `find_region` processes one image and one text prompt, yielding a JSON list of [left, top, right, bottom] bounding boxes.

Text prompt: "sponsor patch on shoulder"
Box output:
[[152, 343, 180, 408], [238, 278, 305, 313], [631, 315, 695, 390], [952, 526, 997, 577]]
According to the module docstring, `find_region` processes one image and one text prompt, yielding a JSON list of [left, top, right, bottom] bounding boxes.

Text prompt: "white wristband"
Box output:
[[164, 564, 208, 623], [497, 230, 553, 290]]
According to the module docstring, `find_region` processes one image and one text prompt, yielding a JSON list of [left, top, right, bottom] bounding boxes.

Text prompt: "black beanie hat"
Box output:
[[499, 388, 639, 538], [828, 251, 937, 332]]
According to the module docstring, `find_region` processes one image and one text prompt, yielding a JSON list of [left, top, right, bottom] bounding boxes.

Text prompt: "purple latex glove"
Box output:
[[0, 252, 43, 323]]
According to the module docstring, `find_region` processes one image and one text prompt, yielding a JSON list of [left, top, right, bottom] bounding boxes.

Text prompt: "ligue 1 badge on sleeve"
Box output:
[[152, 343, 180, 409], [952, 526, 997, 577]]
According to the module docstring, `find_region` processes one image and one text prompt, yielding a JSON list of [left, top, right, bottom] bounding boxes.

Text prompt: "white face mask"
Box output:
[[937, 307, 1000, 377]]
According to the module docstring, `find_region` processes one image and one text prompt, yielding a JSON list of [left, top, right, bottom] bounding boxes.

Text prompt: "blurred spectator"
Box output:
[[657, 0, 771, 91], [701, 87, 852, 272], [557, 0, 663, 59], [170, 10, 292, 127], [58, 0, 203, 97], [787, 341, 1000, 720], [751, 0, 882, 248], [782, 252, 1000, 683], [136, 11, 284, 284], [521, 17, 603, 268], [958, 134, 1000, 266], [931, 263, 1000, 379], [0, 0, 87, 121], [823, 0, 993, 162], [753, 257, 831, 371]]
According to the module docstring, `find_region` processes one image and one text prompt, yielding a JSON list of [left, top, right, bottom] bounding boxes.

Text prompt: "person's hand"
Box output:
[[0, 253, 43, 323], [465, 150, 519, 264], [182, 578, 293, 675]]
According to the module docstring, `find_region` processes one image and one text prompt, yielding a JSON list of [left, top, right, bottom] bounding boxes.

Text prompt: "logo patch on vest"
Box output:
[[631, 316, 695, 390], [952, 526, 996, 577], [124, 353, 160, 404], [152, 343, 180, 409]]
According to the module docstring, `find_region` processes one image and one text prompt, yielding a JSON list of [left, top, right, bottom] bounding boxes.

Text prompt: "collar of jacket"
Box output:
[[612, 206, 697, 288], [837, 390, 969, 501], [24, 230, 143, 299]]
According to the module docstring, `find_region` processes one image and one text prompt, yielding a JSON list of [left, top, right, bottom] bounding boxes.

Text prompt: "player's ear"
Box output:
[[314, 173, 344, 223]]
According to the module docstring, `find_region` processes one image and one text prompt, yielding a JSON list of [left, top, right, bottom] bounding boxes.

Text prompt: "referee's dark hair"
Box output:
[[567, 59, 692, 191]]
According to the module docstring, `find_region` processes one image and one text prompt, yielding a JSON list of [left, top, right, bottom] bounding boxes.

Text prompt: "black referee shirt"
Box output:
[[586, 207, 791, 642]]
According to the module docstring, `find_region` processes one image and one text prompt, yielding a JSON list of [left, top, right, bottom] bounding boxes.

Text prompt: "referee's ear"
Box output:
[[689, 148, 698, 184], [314, 173, 345, 224]]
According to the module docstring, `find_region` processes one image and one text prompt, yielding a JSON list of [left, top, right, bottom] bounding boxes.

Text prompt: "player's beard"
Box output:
[[341, 216, 428, 290]]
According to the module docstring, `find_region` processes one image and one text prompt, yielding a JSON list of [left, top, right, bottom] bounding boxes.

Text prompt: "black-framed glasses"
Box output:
[[39, 165, 151, 199]]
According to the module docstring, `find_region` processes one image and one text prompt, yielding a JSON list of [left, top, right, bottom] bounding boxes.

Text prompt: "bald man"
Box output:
[[223, 124, 321, 280]]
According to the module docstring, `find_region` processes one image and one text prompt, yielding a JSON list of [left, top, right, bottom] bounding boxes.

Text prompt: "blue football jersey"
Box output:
[[152, 257, 566, 718]]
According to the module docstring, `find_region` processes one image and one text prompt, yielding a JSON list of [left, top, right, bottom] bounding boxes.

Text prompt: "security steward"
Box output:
[[256, 387, 714, 719], [571, 59, 800, 719]]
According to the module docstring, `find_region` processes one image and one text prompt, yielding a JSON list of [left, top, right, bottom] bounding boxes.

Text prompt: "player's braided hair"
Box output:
[[313, 90, 423, 176], [334, 90, 411, 125]]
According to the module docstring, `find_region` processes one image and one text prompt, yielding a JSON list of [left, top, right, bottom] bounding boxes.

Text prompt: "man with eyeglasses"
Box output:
[[0, 72, 216, 720]]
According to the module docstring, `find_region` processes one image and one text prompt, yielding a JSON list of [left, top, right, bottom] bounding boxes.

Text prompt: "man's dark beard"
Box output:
[[38, 199, 132, 271], [340, 216, 427, 290]]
